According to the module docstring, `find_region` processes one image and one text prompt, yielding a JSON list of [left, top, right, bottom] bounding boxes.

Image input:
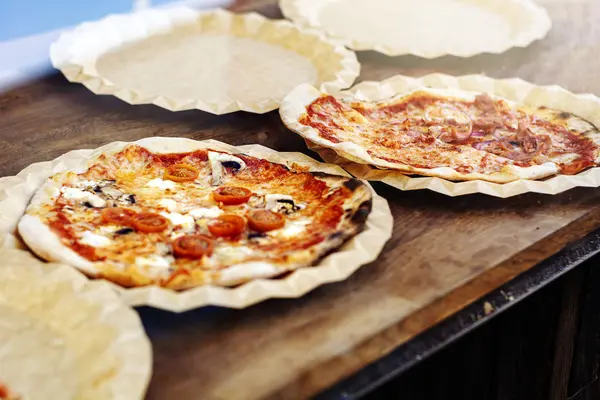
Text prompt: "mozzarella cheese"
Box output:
[[76, 179, 99, 188], [134, 255, 172, 277], [188, 206, 223, 219], [158, 198, 181, 212], [160, 212, 195, 231], [79, 231, 112, 247], [61, 187, 106, 208], [272, 219, 311, 239], [98, 225, 120, 235], [146, 178, 176, 190], [208, 151, 247, 186], [211, 246, 254, 265]]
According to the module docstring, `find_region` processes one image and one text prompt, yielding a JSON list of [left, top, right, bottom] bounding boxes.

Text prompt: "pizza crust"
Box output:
[[280, 84, 571, 183], [18, 214, 96, 274], [17, 138, 373, 290]]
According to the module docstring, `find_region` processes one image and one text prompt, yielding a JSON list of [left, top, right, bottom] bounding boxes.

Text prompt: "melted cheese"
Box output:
[[79, 231, 112, 247], [160, 212, 195, 231], [134, 255, 172, 277], [158, 198, 181, 212], [146, 178, 176, 190], [211, 246, 254, 265], [188, 206, 223, 219], [61, 187, 106, 208], [271, 219, 311, 239], [76, 179, 99, 188]]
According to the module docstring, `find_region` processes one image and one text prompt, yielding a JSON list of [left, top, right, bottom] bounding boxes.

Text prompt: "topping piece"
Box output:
[[172, 234, 213, 259], [80, 231, 113, 248], [132, 212, 169, 233], [213, 186, 252, 205], [134, 255, 172, 277], [158, 198, 181, 212], [146, 178, 176, 190], [208, 214, 246, 238], [164, 163, 199, 182], [188, 206, 223, 219], [208, 151, 247, 185], [61, 187, 106, 208], [159, 212, 195, 231], [101, 207, 136, 225], [264, 194, 305, 215], [247, 210, 285, 232]]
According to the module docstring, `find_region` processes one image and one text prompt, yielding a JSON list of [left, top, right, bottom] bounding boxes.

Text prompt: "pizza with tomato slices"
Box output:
[[0, 383, 19, 400], [17, 141, 372, 289], [281, 85, 600, 183]]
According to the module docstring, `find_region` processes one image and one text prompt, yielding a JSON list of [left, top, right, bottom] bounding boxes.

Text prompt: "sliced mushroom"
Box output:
[[208, 151, 247, 186], [264, 194, 305, 215]]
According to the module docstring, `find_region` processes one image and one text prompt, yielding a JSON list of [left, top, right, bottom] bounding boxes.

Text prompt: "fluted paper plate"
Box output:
[[0, 248, 151, 400], [280, 74, 600, 198], [0, 138, 392, 312], [280, 0, 552, 58], [50, 8, 359, 114]]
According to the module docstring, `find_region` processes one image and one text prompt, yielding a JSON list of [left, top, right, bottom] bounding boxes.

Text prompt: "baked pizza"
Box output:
[[0, 383, 18, 400], [17, 142, 372, 289], [281, 85, 600, 183]]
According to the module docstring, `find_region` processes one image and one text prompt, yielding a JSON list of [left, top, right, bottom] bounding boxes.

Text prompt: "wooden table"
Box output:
[[2, 0, 600, 398]]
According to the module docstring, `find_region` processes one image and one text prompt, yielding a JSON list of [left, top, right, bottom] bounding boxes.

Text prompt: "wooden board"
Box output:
[[1, 0, 599, 398]]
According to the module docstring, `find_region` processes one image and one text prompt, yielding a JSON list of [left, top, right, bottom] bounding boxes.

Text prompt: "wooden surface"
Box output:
[[1, 0, 600, 398]]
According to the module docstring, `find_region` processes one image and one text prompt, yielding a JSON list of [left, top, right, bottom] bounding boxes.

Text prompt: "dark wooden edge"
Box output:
[[315, 227, 600, 399]]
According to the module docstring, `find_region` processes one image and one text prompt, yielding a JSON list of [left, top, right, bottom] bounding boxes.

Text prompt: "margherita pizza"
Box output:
[[281, 85, 600, 183], [17, 143, 372, 289], [0, 383, 18, 400]]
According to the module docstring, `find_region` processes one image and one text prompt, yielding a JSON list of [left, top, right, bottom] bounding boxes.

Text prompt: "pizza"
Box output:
[[0, 383, 19, 400], [17, 142, 372, 289], [280, 85, 600, 183]]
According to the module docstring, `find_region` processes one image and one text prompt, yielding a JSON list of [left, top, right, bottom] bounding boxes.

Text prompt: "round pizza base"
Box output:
[[50, 8, 359, 114], [280, 0, 552, 57], [0, 138, 393, 312], [0, 249, 151, 400], [280, 73, 600, 198]]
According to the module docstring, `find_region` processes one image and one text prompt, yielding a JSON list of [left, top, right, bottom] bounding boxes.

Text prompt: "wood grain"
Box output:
[[1, 0, 600, 398]]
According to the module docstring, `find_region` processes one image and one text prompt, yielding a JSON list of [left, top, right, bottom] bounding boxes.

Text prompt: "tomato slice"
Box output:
[[208, 214, 246, 237], [132, 212, 169, 233], [172, 234, 213, 258], [213, 186, 252, 205], [164, 163, 199, 182], [0, 383, 8, 398], [101, 207, 136, 225], [247, 210, 285, 232]]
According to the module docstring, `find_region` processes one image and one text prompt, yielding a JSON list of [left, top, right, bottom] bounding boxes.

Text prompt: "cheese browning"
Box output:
[[299, 91, 600, 178], [33, 145, 364, 288]]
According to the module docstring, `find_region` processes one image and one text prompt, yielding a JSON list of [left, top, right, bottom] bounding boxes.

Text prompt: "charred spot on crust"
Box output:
[[92, 186, 103, 194], [352, 200, 372, 224], [115, 228, 134, 235], [127, 194, 136, 204], [343, 178, 362, 191], [309, 171, 330, 178], [83, 201, 94, 208]]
